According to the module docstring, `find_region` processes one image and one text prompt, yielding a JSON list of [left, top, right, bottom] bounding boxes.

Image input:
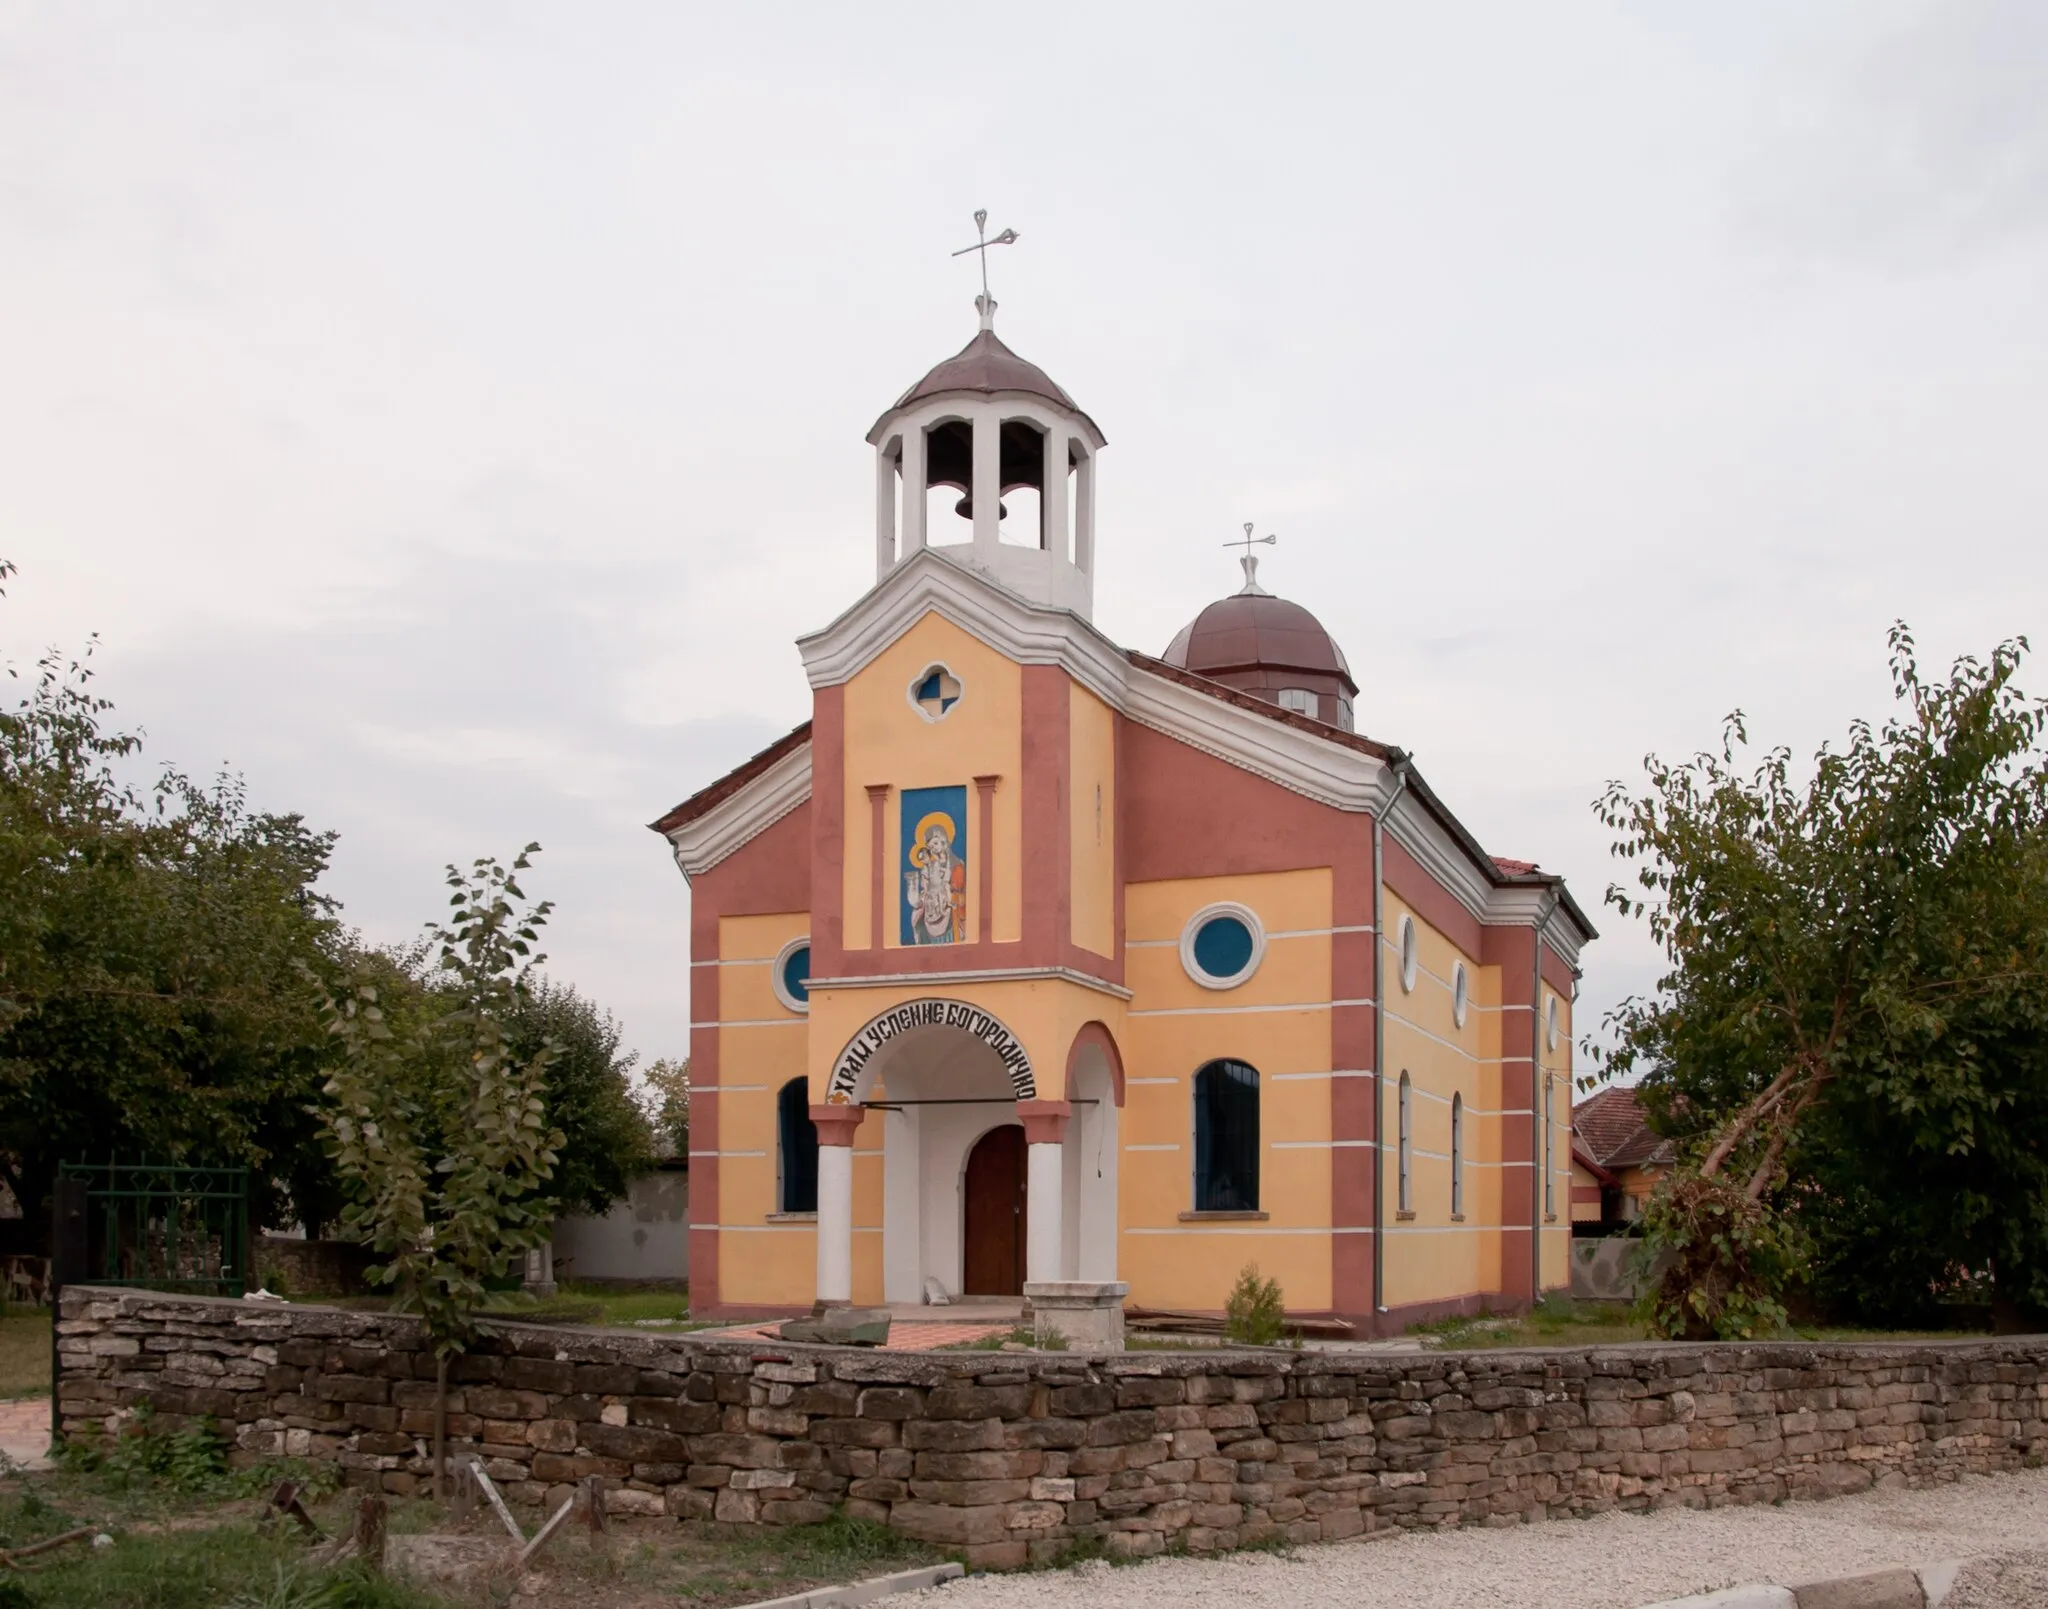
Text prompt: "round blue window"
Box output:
[[1191, 915, 1255, 981], [779, 943, 810, 1007]]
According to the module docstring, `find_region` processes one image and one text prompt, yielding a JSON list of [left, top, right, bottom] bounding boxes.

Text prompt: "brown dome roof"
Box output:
[[1164, 589, 1356, 693], [872, 327, 1103, 441]]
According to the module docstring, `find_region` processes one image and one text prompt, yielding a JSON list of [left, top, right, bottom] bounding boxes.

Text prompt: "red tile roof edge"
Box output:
[[648, 721, 813, 837]]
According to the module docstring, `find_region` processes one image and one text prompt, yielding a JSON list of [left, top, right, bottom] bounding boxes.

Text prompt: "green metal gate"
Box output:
[[54, 1160, 252, 1298]]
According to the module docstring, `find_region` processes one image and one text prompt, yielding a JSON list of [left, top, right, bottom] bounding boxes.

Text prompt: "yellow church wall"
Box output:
[[707, 911, 816, 1308], [839, 611, 1025, 950], [1378, 893, 1498, 1310], [1539, 982, 1574, 1293], [716, 1229, 815, 1308], [1068, 683, 1117, 959], [851, 1142, 886, 1307], [1118, 868, 1336, 1313]]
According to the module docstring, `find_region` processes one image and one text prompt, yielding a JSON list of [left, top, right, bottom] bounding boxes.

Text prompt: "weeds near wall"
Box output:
[[1225, 1264, 1290, 1347]]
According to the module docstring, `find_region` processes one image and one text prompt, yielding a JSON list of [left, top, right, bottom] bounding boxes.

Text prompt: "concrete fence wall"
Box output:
[[1570, 1237, 1640, 1303], [551, 1167, 689, 1285], [54, 1288, 2048, 1570]]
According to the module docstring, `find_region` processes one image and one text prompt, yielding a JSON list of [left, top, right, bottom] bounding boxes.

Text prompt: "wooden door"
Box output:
[[962, 1125, 1027, 1296]]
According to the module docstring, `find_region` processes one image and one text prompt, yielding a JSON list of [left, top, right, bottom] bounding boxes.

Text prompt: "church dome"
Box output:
[[878, 327, 1102, 441], [1164, 556, 1358, 730]]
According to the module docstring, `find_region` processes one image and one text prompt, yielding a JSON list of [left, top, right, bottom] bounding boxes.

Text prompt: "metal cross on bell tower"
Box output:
[[1226, 523, 1277, 595], [951, 209, 1020, 331]]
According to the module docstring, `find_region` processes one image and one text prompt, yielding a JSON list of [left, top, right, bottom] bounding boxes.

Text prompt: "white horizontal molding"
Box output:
[[797, 549, 1403, 817], [797, 549, 1129, 702], [811, 965, 1132, 1000]]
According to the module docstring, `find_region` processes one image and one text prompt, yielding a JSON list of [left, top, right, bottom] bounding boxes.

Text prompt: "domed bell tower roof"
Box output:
[[1164, 546, 1358, 731], [865, 215, 1107, 620], [869, 310, 1103, 445]]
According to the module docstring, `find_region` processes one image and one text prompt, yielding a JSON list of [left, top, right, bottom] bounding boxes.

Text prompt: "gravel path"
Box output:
[[907, 1469, 2048, 1609], [1948, 1551, 2048, 1609]]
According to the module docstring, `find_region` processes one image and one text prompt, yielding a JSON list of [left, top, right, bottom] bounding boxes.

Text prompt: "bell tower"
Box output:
[[866, 254, 1106, 619]]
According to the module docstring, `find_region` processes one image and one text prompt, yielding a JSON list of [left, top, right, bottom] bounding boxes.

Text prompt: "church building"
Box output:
[[653, 293, 1595, 1336]]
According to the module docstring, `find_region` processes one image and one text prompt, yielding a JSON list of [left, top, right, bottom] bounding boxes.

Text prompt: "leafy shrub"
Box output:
[[1224, 1263, 1288, 1346], [58, 1404, 228, 1493], [1635, 1174, 1803, 1340]]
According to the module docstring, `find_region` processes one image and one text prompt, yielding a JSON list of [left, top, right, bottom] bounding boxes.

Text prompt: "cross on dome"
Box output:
[[950, 209, 1020, 332], [1226, 524, 1277, 596]]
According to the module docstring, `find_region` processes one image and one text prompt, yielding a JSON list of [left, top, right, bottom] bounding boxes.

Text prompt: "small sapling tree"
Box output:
[[314, 845, 566, 1492], [1224, 1263, 1289, 1347]]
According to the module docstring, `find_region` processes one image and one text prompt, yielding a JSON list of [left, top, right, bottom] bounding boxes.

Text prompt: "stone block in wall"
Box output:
[[903, 1418, 1004, 1452], [926, 1385, 1032, 1420], [891, 1501, 1014, 1546]]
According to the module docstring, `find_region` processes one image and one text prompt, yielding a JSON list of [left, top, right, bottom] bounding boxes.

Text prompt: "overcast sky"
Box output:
[[5, 1, 2045, 1080]]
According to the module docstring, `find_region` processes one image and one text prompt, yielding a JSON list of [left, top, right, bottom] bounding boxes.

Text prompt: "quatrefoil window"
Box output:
[[909, 663, 963, 721]]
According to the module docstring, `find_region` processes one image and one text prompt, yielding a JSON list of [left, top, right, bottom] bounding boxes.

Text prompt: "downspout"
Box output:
[[1530, 888, 1560, 1307], [1371, 753, 1411, 1328]]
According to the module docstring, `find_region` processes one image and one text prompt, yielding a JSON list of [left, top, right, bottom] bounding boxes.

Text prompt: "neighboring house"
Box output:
[[551, 1161, 691, 1286], [652, 298, 1596, 1333], [1571, 1085, 1674, 1225]]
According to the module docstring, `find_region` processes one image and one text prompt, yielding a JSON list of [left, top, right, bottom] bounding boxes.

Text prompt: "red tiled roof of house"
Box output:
[[1574, 1085, 1673, 1170], [1492, 856, 1539, 875]]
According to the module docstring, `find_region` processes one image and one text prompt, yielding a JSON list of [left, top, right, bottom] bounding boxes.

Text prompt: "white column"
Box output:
[[901, 426, 927, 553], [881, 1106, 924, 1305], [874, 443, 897, 580], [971, 407, 1000, 555], [1041, 423, 1069, 561], [1074, 451, 1096, 574], [1027, 1141, 1065, 1285], [815, 1144, 854, 1307]]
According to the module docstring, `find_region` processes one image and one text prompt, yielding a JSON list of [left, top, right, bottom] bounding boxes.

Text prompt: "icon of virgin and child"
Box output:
[[900, 785, 968, 945]]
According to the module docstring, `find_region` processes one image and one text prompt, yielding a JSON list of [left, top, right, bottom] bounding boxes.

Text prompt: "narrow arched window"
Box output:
[[1450, 1093, 1464, 1218], [1397, 1071, 1413, 1214], [777, 1078, 819, 1214], [1193, 1059, 1259, 1211], [1542, 1076, 1556, 1220]]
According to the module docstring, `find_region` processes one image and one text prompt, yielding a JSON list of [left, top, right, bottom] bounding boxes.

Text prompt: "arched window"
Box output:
[[1542, 1075, 1556, 1220], [777, 1078, 819, 1214], [1450, 1093, 1464, 1218], [1397, 1071, 1413, 1214], [1193, 1059, 1259, 1211]]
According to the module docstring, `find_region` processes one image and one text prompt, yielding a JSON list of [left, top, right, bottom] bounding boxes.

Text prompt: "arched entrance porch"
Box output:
[[809, 1001, 1121, 1309]]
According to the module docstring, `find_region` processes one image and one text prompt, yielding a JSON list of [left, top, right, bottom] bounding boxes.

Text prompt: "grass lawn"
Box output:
[[1414, 1295, 1997, 1351], [2, 1444, 945, 1609], [323, 1282, 750, 1334], [1, 1309, 51, 1399]]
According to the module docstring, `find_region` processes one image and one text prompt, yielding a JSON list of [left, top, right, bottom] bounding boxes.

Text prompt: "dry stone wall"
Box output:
[[55, 1288, 2048, 1570]]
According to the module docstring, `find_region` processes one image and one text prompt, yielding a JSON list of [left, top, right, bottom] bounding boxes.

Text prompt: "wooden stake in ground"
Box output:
[[450, 1456, 478, 1525], [0, 1526, 97, 1570], [579, 1474, 608, 1547], [313, 1491, 389, 1569], [264, 1479, 324, 1541], [468, 1457, 526, 1544], [354, 1493, 388, 1571], [516, 1492, 578, 1567]]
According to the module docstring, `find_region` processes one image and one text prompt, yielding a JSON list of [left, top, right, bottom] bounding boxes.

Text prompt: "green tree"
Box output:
[[640, 1057, 690, 1159], [1, 570, 344, 1231], [314, 845, 566, 1359], [1596, 626, 2048, 1336], [506, 977, 656, 1216]]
